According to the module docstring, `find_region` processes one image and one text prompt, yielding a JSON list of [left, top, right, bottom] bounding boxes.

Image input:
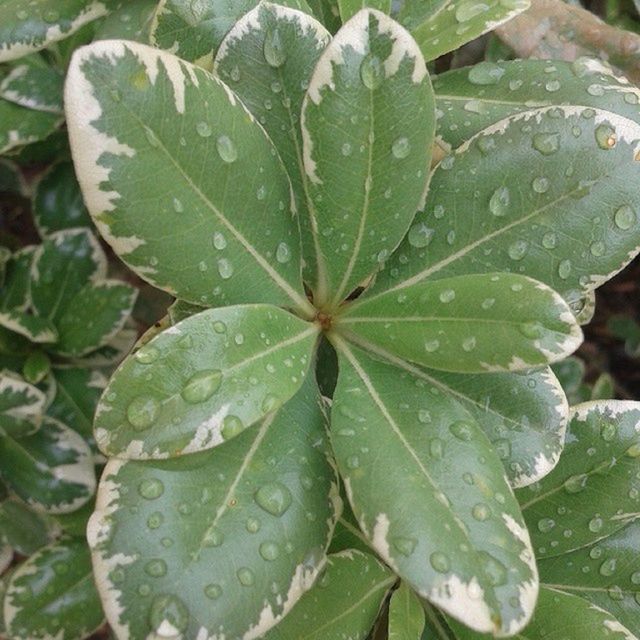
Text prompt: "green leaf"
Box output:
[[53, 499, 95, 537], [150, 0, 313, 62], [0, 498, 54, 555], [214, 3, 331, 288], [301, 9, 434, 307], [399, 0, 529, 62], [517, 401, 640, 559], [22, 350, 51, 384], [448, 587, 638, 640], [0, 247, 35, 312], [0, 97, 62, 155], [66, 40, 312, 316], [94, 0, 158, 42], [0, 310, 58, 344], [0, 158, 27, 195], [0, 0, 117, 62], [53, 280, 138, 357], [339, 272, 582, 373], [539, 521, 640, 633], [4, 538, 105, 640], [94, 304, 318, 459], [263, 550, 394, 640], [0, 374, 46, 437], [48, 367, 107, 444], [339, 0, 391, 21], [0, 416, 96, 514], [389, 582, 426, 640], [30, 229, 106, 322], [0, 56, 64, 114], [87, 374, 340, 640], [331, 340, 538, 636], [0, 544, 11, 574], [417, 367, 569, 488], [433, 58, 640, 150], [71, 324, 137, 368], [307, 0, 342, 32], [33, 161, 92, 236], [552, 356, 586, 404], [372, 106, 640, 318]]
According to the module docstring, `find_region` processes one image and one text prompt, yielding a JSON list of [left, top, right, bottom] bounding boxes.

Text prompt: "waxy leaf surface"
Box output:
[[331, 341, 538, 636], [301, 8, 434, 306], [94, 304, 318, 459], [88, 376, 339, 640]]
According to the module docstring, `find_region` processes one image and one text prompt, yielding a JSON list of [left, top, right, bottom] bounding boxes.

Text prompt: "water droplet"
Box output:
[[472, 503, 491, 521], [145, 559, 168, 577], [127, 395, 160, 431], [481, 298, 496, 310], [392, 137, 411, 159], [196, 122, 212, 138], [564, 473, 587, 493], [254, 482, 292, 516], [519, 321, 544, 339], [595, 124, 616, 149], [542, 232, 557, 249], [429, 438, 444, 459], [147, 512, 164, 529], [601, 422, 617, 442], [222, 415, 243, 440], [489, 186, 510, 217], [588, 516, 603, 532], [558, 259, 572, 279], [462, 337, 477, 352], [450, 421, 474, 441], [407, 223, 434, 248], [213, 232, 227, 250], [259, 541, 280, 561], [393, 536, 417, 556], [138, 478, 165, 500], [276, 242, 292, 264], [508, 239, 528, 261], [631, 571, 640, 585], [626, 443, 640, 458], [479, 552, 508, 586], [424, 339, 440, 353], [202, 528, 224, 547], [217, 258, 234, 280], [494, 438, 511, 459], [172, 197, 184, 213], [136, 347, 160, 365], [204, 584, 222, 600], [537, 517, 556, 533], [532, 177, 550, 194], [614, 205, 636, 230], [430, 551, 450, 573], [360, 54, 384, 90], [149, 594, 189, 636], [237, 567, 255, 586], [263, 28, 286, 68], [468, 62, 505, 85], [341, 142, 352, 157], [262, 394, 279, 413], [181, 369, 222, 404], [600, 558, 617, 577], [346, 455, 360, 469], [455, 0, 489, 21], [532, 132, 560, 155], [545, 80, 561, 92], [216, 135, 237, 163], [439, 289, 456, 303]]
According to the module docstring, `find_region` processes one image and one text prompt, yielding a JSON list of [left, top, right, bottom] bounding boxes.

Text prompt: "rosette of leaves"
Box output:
[[63, 3, 640, 639]]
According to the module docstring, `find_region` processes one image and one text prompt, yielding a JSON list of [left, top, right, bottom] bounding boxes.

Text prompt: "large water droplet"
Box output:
[[145, 558, 168, 577], [595, 124, 617, 150], [614, 205, 636, 230], [204, 584, 222, 600], [360, 54, 384, 90], [181, 370, 222, 404], [393, 536, 417, 557], [450, 421, 474, 441], [149, 594, 189, 637], [508, 239, 528, 261], [392, 137, 411, 159], [407, 223, 434, 248], [532, 132, 560, 155], [216, 135, 238, 163], [276, 242, 292, 264], [264, 28, 287, 68], [564, 473, 587, 493], [139, 478, 165, 500], [430, 551, 450, 573], [254, 482, 292, 516], [600, 558, 617, 577], [468, 62, 505, 85], [588, 516, 603, 532], [537, 517, 556, 533], [259, 541, 280, 561], [489, 186, 510, 217], [196, 122, 212, 138], [558, 259, 572, 280], [127, 395, 160, 431], [237, 567, 255, 586], [222, 415, 243, 440], [217, 258, 234, 280], [472, 503, 491, 521]]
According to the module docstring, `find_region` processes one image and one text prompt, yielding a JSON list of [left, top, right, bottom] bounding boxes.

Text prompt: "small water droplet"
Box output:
[[601, 422, 617, 442], [508, 239, 528, 261], [259, 541, 280, 561], [147, 512, 164, 529], [430, 551, 450, 573], [468, 62, 505, 85], [127, 395, 160, 431], [450, 421, 474, 441], [424, 339, 440, 353], [532, 176, 550, 194], [472, 503, 491, 521], [545, 80, 561, 92], [139, 478, 165, 500], [407, 223, 434, 248], [455, 0, 489, 21], [542, 232, 557, 249], [262, 394, 279, 413], [439, 289, 456, 303], [181, 370, 222, 404], [360, 54, 384, 90], [237, 567, 255, 586], [217, 258, 234, 280], [145, 559, 168, 577], [532, 132, 560, 155], [222, 415, 243, 440], [213, 232, 227, 250], [462, 337, 477, 352], [341, 142, 352, 156], [135, 347, 160, 365], [489, 186, 510, 216], [600, 558, 617, 577], [276, 242, 292, 263], [558, 259, 572, 279], [254, 482, 292, 516], [149, 594, 189, 636], [614, 205, 636, 230], [588, 516, 603, 532], [392, 137, 411, 159], [564, 473, 587, 493], [196, 122, 213, 138], [595, 124, 617, 149], [479, 552, 508, 586], [263, 28, 287, 68], [537, 517, 556, 533], [216, 135, 237, 163], [393, 536, 417, 557], [204, 584, 222, 600], [519, 321, 544, 339]]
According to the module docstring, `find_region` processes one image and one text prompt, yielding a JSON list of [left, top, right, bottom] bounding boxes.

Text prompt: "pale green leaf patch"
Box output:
[[263, 550, 395, 639], [87, 375, 340, 640], [0, 97, 62, 155], [65, 39, 313, 315], [214, 2, 331, 287], [339, 273, 582, 373], [330, 340, 538, 636], [372, 106, 640, 320], [389, 581, 426, 640], [94, 304, 319, 459], [3, 538, 105, 640], [301, 8, 434, 307], [0, 374, 46, 438], [0, 415, 96, 514], [0, 56, 64, 114], [517, 401, 640, 559]]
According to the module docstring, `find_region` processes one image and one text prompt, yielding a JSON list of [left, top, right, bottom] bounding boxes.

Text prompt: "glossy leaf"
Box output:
[[0, 56, 64, 114], [4, 538, 105, 640], [94, 305, 318, 459], [33, 162, 92, 236], [389, 582, 426, 640], [372, 106, 640, 318], [0, 247, 35, 312], [30, 229, 106, 322], [339, 272, 582, 373], [151, 0, 313, 62], [53, 281, 138, 357], [0, 416, 96, 514], [301, 9, 434, 307], [94, 0, 158, 42], [0, 310, 58, 344], [307, 0, 342, 32], [400, 0, 529, 62], [53, 499, 95, 537], [214, 2, 331, 287], [22, 351, 51, 385], [434, 58, 640, 150], [517, 401, 640, 558], [0, 0, 117, 62], [339, 0, 391, 20], [263, 550, 394, 639], [72, 324, 137, 368], [539, 521, 640, 633], [87, 375, 339, 640], [0, 374, 46, 437], [66, 40, 312, 315], [0, 498, 54, 555], [449, 587, 638, 640], [0, 97, 61, 155], [421, 366, 569, 488], [331, 340, 538, 635]]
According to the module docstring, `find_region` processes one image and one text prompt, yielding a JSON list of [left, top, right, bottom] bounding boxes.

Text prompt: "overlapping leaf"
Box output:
[[0, 97, 62, 155], [389, 582, 426, 640], [0, 56, 64, 114], [88, 375, 339, 640], [94, 0, 158, 42], [0, 375, 46, 438], [94, 305, 318, 459], [301, 9, 434, 307], [0, 498, 54, 555], [339, 0, 391, 20]]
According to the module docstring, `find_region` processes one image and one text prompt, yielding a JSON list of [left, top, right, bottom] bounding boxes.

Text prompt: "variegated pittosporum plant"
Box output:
[[3, 0, 640, 638]]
